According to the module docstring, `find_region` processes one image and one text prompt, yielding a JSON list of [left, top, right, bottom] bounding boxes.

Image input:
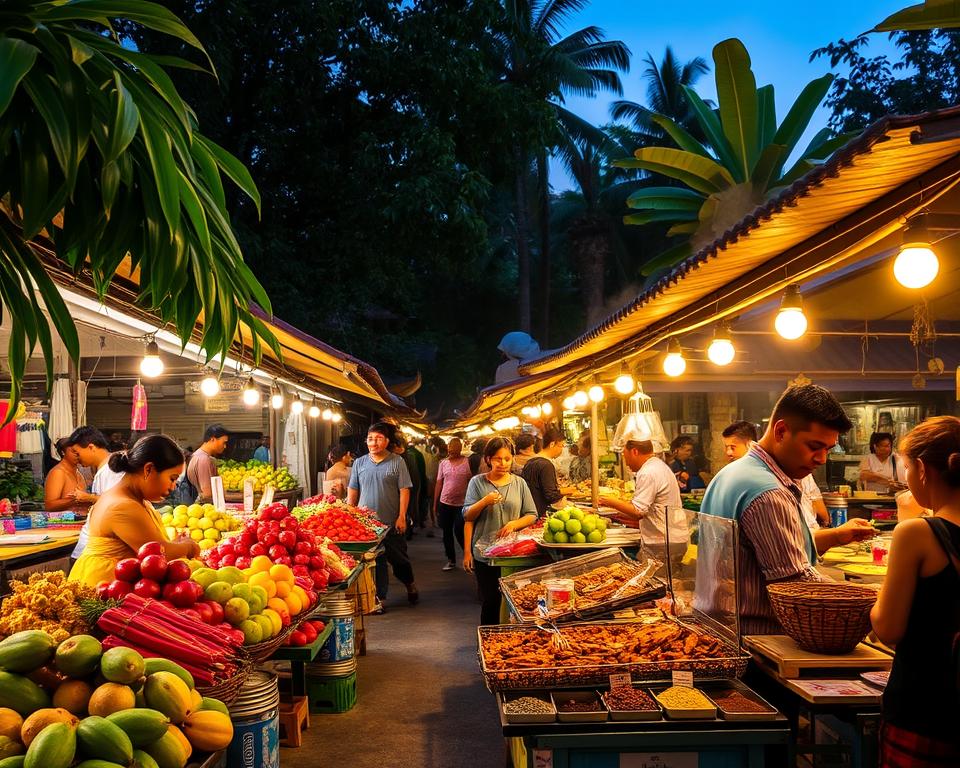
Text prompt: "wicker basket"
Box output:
[[767, 582, 877, 654], [196, 659, 252, 705]]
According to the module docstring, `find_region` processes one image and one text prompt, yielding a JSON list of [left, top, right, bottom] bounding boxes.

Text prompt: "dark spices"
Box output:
[[556, 697, 602, 712], [605, 687, 658, 711], [711, 690, 772, 713]]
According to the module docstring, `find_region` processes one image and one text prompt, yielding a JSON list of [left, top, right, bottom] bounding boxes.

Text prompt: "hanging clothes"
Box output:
[[282, 411, 309, 492], [15, 410, 45, 454], [0, 404, 17, 458], [47, 378, 74, 460], [130, 383, 148, 431]]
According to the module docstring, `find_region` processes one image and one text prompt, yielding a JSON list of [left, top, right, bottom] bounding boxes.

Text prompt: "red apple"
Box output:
[[220, 554, 236, 567], [309, 556, 325, 570], [311, 571, 328, 589], [165, 560, 192, 583], [140, 554, 168, 582], [240, 530, 257, 547], [249, 543, 268, 558], [218, 541, 235, 556], [133, 578, 162, 600], [260, 531, 279, 548], [169, 580, 198, 608], [301, 623, 317, 643], [293, 541, 312, 555], [289, 630, 307, 646], [182, 608, 201, 622], [205, 600, 225, 624], [271, 506, 288, 520], [194, 602, 214, 623], [114, 558, 142, 583], [268, 544, 287, 560], [274, 555, 292, 566], [279, 517, 299, 531], [258, 508, 273, 522], [235, 556, 252, 570], [293, 554, 310, 566], [107, 579, 133, 600], [278, 530, 297, 549], [137, 541, 165, 559], [95, 582, 111, 600]]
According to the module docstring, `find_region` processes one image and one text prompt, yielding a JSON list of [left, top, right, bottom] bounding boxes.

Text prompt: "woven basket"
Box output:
[[767, 582, 877, 654], [196, 659, 252, 705]]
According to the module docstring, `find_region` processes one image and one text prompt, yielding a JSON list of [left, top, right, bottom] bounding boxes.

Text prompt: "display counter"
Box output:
[[0, 529, 79, 591]]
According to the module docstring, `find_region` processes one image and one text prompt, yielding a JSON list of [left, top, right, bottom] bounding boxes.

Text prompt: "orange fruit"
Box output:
[[268, 564, 293, 583]]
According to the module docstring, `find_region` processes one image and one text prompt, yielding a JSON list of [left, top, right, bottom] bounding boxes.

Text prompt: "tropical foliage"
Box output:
[[0, 0, 276, 417], [876, 1, 960, 31], [615, 38, 851, 274]]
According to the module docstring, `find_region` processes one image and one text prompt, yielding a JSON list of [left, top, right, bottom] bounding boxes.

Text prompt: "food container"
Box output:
[[551, 691, 607, 723], [705, 682, 778, 721], [602, 686, 662, 721], [823, 493, 848, 527], [544, 578, 575, 612], [500, 694, 556, 724], [653, 686, 717, 720]]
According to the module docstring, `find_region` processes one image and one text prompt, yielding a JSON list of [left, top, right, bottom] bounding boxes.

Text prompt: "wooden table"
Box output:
[[0, 530, 80, 592]]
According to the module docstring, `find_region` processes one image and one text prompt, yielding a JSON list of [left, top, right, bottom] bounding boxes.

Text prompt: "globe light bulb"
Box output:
[[322, 408, 333, 421], [707, 327, 736, 366], [331, 412, 343, 423], [588, 385, 605, 402], [614, 373, 635, 395], [573, 390, 589, 408], [894, 246, 939, 289], [540, 402, 553, 416], [775, 284, 807, 340], [291, 396, 304, 415], [562, 397, 576, 411], [528, 405, 541, 419], [139, 340, 164, 378], [270, 390, 284, 410], [242, 378, 261, 406], [200, 375, 220, 397], [662, 338, 685, 377], [308, 401, 321, 418]]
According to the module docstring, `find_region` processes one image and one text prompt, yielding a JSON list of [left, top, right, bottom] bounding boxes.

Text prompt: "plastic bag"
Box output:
[[480, 531, 541, 558]]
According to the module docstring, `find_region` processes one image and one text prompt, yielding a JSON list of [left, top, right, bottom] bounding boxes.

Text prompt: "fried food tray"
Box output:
[[499, 549, 666, 623], [478, 617, 750, 692]]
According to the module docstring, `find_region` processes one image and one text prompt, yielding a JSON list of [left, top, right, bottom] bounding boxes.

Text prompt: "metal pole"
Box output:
[[590, 401, 599, 511]]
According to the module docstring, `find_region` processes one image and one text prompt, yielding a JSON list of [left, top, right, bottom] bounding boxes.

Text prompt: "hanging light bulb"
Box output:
[[663, 338, 686, 377], [573, 390, 589, 408], [322, 408, 333, 421], [291, 394, 304, 415], [308, 399, 321, 418], [242, 377, 261, 406], [139, 339, 164, 378], [613, 368, 635, 395], [541, 401, 553, 416], [200, 374, 220, 397], [270, 388, 284, 410], [588, 384, 605, 402], [528, 405, 542, 419], [894, 216, 939, 289], [775, 284, 808, 340], [562, 396, 576, 411], [331, 412, 343, 424], [707, 325, 736, 366]]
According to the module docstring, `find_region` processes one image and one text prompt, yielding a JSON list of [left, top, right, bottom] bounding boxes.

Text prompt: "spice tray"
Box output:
[[601, 687, 662, 721], [551, 691, 608, 723], [500, 694, 557, 724], [706, 679, 778, 721], [651, 685, 717, 720]]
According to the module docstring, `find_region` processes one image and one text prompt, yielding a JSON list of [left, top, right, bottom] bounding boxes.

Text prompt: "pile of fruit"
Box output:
[[292, 497, 387, 543], [0, 573, 94, 642], [542, 506, 607, 544], [0, 628, 233, 767], [203, 503, 356, 591], [218, 460, 297, 492], [94, 542, 205, 607], [285, 619, 326, 648], [157, 504, 243, 551]]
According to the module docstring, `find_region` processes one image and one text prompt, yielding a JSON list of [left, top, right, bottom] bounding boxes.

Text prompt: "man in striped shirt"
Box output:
[[696, 385, 874, 634]]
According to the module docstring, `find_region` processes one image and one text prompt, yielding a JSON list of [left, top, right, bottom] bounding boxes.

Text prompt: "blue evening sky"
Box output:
[[552, 0, 908, 189]]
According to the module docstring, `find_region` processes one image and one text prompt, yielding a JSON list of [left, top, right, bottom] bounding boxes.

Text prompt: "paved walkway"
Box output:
[[280, 532, 506, 767]]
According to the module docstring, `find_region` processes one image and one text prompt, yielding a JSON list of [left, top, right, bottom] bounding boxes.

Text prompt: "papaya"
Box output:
[[197, 697, 229, 717], [143, 674, 191, 724], [0, 757, 23, 768], [0, 737, 22, 759], [165, 726, 191, 760], [143, 730, 186, 768], [134, 690, 147, 709], [98, 649, 145, 686], [76, 716, 133, 765], [105, 709, 169, 747], [87, 683, 135, 717], [131, 749, 160, 768], [188, 688, 201, 711], [21, 709, 78, 747], [75, 762, 127, 768], [52, 679, 93, 716], [0, 633, 56, 675], [23, 721, 75, 768], [0, 710, 22, 741], [0, 673, 50, 716], [53, 636, 101, 679], [142, 660, 192, 691], [181, 710, 232, 752]]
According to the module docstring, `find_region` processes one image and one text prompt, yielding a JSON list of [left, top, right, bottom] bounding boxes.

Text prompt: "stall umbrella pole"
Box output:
[[590, 401, 599, 511]]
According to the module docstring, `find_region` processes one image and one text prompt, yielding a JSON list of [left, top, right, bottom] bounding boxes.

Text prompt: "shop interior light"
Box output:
[[540, 401, 553, 416], [308, 399, 321, 418], [573, 390, 589, 408], [894, 216, 939, 289], [707, 325, 736, 366], [613, 368, 635, 395], [493, 416, 520, 431], [662, 338, 686, 377], [291, 394, 304, 415], [322, 408, 333, 421], [562, 396, 576, 411], [270, 388, 284, 410], [199, 374, 220, 397], [331, 412, 343, 424], [528, 405, 542, 419], [462, 424, 479, 433], [774, 284, 808, 340], [242, 377, 261, 406], [139, 339, 164, 378], [588, 384, 605, 402]]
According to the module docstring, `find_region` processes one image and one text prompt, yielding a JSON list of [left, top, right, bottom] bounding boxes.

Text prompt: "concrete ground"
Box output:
[[280, 532, 506, 767]]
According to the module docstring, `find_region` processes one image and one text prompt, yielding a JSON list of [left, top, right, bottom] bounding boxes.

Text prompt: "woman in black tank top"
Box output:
[[871, 417, 960, 767]]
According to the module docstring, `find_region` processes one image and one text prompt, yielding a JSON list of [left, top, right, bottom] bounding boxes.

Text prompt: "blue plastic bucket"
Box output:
[[227, 670, 279, 768]]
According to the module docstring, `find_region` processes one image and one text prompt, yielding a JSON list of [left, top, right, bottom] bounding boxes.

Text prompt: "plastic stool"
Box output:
[[278, 696, 310, 747], [306, 672, 357, 713]]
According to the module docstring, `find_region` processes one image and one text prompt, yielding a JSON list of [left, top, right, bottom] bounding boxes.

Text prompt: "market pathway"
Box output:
[[280, 532, 506, 767]]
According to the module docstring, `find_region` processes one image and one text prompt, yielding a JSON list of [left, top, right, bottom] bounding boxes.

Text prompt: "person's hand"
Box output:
[[463, 550, 474, 573], [395, 515, 407, 534], [484, 491, 503, 507], [834, 518, 875, 544], [598, 495, 616, 508], [615, 514, 640, 529], [496, 520, 519, 538]]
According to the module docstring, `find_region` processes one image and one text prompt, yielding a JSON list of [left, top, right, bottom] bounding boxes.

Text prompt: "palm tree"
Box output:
[[492, 0, 630, 336]]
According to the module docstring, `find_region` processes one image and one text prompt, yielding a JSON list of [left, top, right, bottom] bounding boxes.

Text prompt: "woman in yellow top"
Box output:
[[70, 435, 200, 587]]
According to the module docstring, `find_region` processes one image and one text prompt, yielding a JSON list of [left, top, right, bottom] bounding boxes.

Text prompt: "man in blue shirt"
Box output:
[[253, 436, 270, 464], [348, 422, 419, 611]]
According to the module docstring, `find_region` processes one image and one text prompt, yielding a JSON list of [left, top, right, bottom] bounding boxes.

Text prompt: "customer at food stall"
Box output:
[[44, 437, 90, 514], [435, 437, 471, 571], [68, 426, 127, 562], [668, 435, 706, 492], [325, 444, 353, 498], [870, 416, 960, 766], [858, 431, 903, 492], [722, 421, 758, 462], [186, 424, 229, 501], [462, 437, 538, 625], [799, 475, 831, 530], [598, 430, 688, 552], [696, 385, 874, 634], [567, 434, 593, 483], [511, 433, 538, 474], [521, 427, 566, 517], [69, 435, 200, 587]]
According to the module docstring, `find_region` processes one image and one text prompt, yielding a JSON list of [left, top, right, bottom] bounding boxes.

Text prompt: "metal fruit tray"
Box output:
[[477, 617, 750, 692], [499, 548, 666, 623]]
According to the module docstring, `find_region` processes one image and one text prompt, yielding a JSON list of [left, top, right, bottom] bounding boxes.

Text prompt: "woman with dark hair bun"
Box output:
[[871, 417, 960, 765], [859, 431, 902, 492], [70, 434, 200, 587]]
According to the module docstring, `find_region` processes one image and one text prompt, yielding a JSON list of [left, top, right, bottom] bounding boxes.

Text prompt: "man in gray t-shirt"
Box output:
[[348, 423, 419, 609]]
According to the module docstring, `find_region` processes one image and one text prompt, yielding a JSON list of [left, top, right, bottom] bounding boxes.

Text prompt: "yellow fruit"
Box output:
[[268, 564, 293, 583], [190, 529, 204, 541], [161, 513, 173, 525], [189, 688, 202, 711], [187, 504, 202, 518], [0, 709, 22, 741], [206, 510, 220, 522], [214, 520, 227, 531], [203, 529, 219, 541], [21, 707, 79, 746], [291, 585, 309, 604], [250, 556, 272, 574], [275, 581, 291, 599], [199, 540, 217, 551], [52, 679, 93, 716], [168, 724, 193, 759], [261, 609, 282, 636], [186, 519, 199, 530], [282, 593, 302, 616], [88, 682, 136, 716]]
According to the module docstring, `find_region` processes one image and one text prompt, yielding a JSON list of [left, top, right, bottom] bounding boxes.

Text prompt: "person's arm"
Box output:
[[396, 488, 410, 533], [812, 498, 831, 528], [740, 491, 824, 582], [109, 502, 199, 560], [463, 519, 475, 573], [44, 470, 77, 512], [346, 461, 360, 506], [433, 474, 445, 518], [497, 479, 538, 537], [598, 496, 637, 517], [871, 518, 927, 645], [814, 519, 874, 554]]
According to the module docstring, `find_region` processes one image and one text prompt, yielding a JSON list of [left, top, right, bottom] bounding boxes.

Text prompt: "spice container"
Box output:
[[602, 686, 661, 721], [543, 578, 576, 612], [654, 686, 716, 720], [501, 694, 556, 724], [551, 691, 608, 723], [707, 686, 778, 721]]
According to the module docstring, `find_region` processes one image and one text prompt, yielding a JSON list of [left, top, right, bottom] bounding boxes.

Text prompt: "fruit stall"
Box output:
[[216, 461, 302, 508]]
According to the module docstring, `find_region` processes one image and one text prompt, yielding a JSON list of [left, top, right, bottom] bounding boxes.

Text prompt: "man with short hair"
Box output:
[[348, 423, 419, 610], [68, 426, 126, 561], [697, 385, 874, 634], [253, 435, 270, 464], [721, 421, 758, 462], [187, 425, 229, 501]]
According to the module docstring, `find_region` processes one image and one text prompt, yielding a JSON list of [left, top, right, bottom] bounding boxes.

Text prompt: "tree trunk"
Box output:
[[536, 150, 550, 345], [514, 146, 532, 333], [571, 215, 609, 329]]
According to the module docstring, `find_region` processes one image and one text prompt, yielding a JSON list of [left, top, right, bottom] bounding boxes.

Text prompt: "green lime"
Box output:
[[565, 518, 582, 535]]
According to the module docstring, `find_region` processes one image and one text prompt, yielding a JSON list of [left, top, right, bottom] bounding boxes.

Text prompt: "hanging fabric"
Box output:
[[0, 404, 17, 458], [131, 382, 148, 431], [283, 411, 309, 492], [47, 378, 74, 459]]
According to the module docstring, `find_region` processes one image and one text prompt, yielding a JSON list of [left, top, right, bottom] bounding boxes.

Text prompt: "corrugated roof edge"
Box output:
[[519, 105, 960, 375]]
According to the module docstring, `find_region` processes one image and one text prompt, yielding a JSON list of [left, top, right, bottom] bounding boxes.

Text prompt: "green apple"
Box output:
[[204, 581, 233, 604], [192, 568, 219, 590], [569, 508, 584, 522], [570, 532, 587, 544], [553, 531, 569, 544], [596, 517, 608, 532], [565, 519, 582, 535], [555, 510, 570, 523], [232, 583, 253, 602], [587, 530, 604, 543], [581, 518, 596, 535], [238, 619, 262, 644], [543, 527, 555, 543], [547, 517, 565, 533]]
